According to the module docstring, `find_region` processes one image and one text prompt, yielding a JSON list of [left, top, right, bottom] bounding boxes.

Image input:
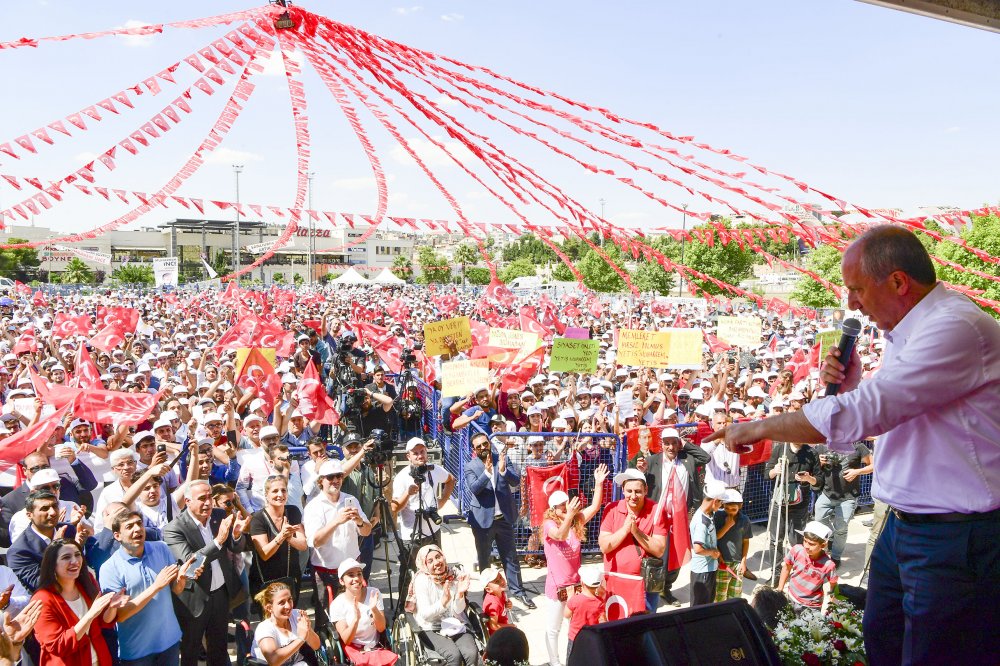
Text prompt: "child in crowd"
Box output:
[[777, 520, 839, 610], [565, 565, 605, 662], [690, 481, 728, 606], [480, 566, 512, 635], [714, 489, 755, 602]]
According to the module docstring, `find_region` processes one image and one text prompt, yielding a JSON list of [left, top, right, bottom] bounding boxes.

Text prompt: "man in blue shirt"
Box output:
[[689, 481, 727, 606], [99, 509, 198, 666], [452, 386, 496, 436]]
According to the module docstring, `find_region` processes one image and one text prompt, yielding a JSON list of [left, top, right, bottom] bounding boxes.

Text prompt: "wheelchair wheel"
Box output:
[[315, 623, 347, 666], [464, 602, 492, 652], [392, 613, 420, 666]]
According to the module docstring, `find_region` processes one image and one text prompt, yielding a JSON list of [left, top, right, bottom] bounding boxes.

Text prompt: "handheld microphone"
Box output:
[[825, 318, 862, 396]]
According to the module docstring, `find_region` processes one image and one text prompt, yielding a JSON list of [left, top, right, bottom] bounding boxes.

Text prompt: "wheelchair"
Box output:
[[236, 616, 343, 666], [391, 602, 491, 666]]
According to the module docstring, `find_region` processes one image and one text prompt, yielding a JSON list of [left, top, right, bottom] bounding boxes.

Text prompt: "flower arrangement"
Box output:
[[770, 598, 867, 666]]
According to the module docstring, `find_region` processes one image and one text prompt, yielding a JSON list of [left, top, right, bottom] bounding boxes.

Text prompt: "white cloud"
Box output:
[[390, 135, 474, 168], [204, 147, 264, 165], [257, 49, 304, 77], [440, 13, 464, 22], [115, 20, 158, 48], [394, 6, 423, 16], [431, 95, 460, 109]]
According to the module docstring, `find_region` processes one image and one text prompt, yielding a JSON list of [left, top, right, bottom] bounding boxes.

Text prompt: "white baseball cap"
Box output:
[[547, 490, 570, 508], [405, 437, 426, 452], [337, 557, 365, 578], [259, 425, 280, 439], [318, 459, 344, 476], [614, 468, 646, 487], [579, 565, 603, 588], [797, 520, 833, 542], [704, 480, 728, 501]]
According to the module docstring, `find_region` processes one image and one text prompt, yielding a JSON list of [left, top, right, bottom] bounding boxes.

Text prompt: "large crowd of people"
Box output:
[[0, 229, 930, 666]]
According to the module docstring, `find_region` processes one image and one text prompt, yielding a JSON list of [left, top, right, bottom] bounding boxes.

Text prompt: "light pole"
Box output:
[[233, 164, 244, 275], [307, 171, 315, 285], [677, 204, 688, 297]]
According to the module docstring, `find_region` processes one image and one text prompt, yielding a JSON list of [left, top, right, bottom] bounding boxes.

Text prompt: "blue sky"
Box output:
[[0, 0, 997, 236]]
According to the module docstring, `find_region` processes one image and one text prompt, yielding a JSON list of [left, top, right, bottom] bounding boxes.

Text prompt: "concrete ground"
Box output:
[[357, 501, 877, 665]]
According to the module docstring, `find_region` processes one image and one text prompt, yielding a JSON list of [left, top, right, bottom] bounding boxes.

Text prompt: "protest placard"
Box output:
[[615, 389, 635, 418], [487, 328, 540, 352], [716, 316, 762, 349], [816, 329, 841, 357], [564, 327, 590, 340], [549, 338, 599, 373], [616, 328, 703, 369], [423, 316, 473, 356], [440, 359, 490, 397]]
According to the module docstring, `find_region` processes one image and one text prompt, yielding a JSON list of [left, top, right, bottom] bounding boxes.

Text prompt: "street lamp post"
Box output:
[[233, 165, 244, 275], [677, 204, 688, 297], [307, 172, 315, 285]]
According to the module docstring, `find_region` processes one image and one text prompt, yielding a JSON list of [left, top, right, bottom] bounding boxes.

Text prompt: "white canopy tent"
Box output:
[[330, 267, 371, 284], [371, 268, 406, 284]]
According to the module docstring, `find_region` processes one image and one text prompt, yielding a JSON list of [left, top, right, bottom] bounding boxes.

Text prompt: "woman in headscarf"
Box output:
[[410, 545, 481, 666]]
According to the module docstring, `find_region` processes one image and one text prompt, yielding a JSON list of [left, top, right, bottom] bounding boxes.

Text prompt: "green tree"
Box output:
[[578, 247, 626, 292], [391, 255, 412, 281], [59, 258, 95, 285], [465, 266, 491, 285], [682, 219, 759, 296], [500, 234, 556, 264], [272, 272, 285, 284], [0, 238, 41, 281], [210, 251, 229, 278], [551, 262, 576, 282], [933, 213, 1000, 316], [790, 244, 844, 308], [453, 243, 481, 286], [416, 246, 451, 284], [293, 273, 304, 286], [110, 263, 154, 285], [632, 260, 676, 295], [499, 258, 536, 283]]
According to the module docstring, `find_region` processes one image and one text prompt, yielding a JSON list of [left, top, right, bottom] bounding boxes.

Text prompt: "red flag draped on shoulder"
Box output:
[[235, 347, 282, 415], [295, 361, 338, 425], [0, 403, 72, 469]]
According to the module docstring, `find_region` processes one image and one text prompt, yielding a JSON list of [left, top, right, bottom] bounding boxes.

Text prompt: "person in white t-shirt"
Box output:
[[251, 581, 320, 666], [328, 558, 397, 666]]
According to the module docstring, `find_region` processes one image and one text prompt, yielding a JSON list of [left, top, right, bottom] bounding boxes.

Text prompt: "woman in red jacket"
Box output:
[[31, 539, 128, 666]]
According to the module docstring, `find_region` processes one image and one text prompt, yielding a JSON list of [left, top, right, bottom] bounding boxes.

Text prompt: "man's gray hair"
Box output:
[[185, 479, 212, 500]]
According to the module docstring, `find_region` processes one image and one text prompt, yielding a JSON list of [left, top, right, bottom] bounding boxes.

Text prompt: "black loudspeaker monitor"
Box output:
[[567, 598, 781, 666]]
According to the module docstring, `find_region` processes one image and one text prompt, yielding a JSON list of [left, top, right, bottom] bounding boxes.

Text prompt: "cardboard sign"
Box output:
[[423, 316, 473, 357], [549, 338, 599, 373], [716, 316, 762, 349], [564, 327, 590, 340], [816, 329, 841, 358], [615, 389, 636, 419], [440, 359, 490, 397], [487, 328, 540, 353], [616, 328, 703, 369]]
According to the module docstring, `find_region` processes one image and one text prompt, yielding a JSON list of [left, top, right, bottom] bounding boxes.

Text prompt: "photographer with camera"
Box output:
[[339, 431, 383, 581], [391, 439, 456, 584], [811, 441, 873, 567], [343, 386, 394, 440]]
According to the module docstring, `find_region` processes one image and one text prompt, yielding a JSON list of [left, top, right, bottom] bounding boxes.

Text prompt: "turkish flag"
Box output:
[[519, 312, 552, 341], [96, 306, 139, 333], [499, 347, 545, 392], [12, 327, 38, 355], [605, 578, 645, 621], [0, 404, 72, 469], [704, 333, 732, 354], [792, 342, 822, 385], [350, 321, 390, 347], [72, 388, 162, 425], [302, 319, 322, 333], [13, 281, 31, 295], [217, 315, 294, 357], [526, 462, 575, 527], [484, 279, 514, 308], [53, 313, 91, 339], [71, 344, 103, 390], [385, 299, 409, 326], [31, 291, 48, 307], [588, 297, 603, 319], [372, 335, 403, 374], [415, 350, 438, 385], [222, 279, 240, 302], [767, 334, 779, 352], [90, 323, 126, 354], [295, 361, 338, 425], [235, 347, 282, 414], [469, 319, 489, 346]]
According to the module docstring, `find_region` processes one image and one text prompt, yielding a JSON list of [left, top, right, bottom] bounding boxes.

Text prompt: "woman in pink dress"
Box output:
[[541, 464, 608, 666]]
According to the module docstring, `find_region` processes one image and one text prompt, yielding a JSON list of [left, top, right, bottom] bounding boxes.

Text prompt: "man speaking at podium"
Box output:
[[707, 226, 1000, 665]]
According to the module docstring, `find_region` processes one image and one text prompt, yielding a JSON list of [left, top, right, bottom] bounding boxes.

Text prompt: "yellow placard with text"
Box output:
[[440, 359, 491, 397], [716, 316, 762, 349], [423, 316, 473, 357], [616, 328, 703, 369], [488, 328, 541, 353]]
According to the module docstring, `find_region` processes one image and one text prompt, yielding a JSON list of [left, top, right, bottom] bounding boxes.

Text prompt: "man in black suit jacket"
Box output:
[[634, 428, 711, 606], [7, 489, 91, 592], [163, 480, 249, 666], [0, 449, 97, 547]]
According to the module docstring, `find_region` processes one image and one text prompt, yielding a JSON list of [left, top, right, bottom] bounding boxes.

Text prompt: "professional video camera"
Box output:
[[363, 428, 395, 466], [400, 347, 417, 367]]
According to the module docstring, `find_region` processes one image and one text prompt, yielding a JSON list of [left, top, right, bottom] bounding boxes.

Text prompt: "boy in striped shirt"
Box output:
[[777, 520, 839, 610]]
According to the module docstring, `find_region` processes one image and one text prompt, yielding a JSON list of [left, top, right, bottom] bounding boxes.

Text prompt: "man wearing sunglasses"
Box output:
[[0, 447, 98, 548], [303, 459, 372, 632]]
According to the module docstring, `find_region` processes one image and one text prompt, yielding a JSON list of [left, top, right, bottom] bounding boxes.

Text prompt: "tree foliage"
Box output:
[[790, 244, 844, 308], [391, 255, 412, 281], [933, 213, 1000, 315], [110, 263, 154, 285], [465, 266, 492, 285], [0, 239, 41, 282], [682, 220, 759, 296], [498, 258, 536, 283], [551, 262, 576, 282], [632, 260, 676, 295], [58, 258, 95, 285], [453, 243, 481, 285], [500, 234, 556, 264], [578, 247, 626, 293], [416, 246, 451, 284]]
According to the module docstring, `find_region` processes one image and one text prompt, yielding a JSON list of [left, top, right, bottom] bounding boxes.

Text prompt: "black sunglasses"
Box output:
[[323, 473, 345, 481]]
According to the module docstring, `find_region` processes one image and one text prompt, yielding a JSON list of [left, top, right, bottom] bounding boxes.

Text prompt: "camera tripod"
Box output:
[[758, 442, 793, 585], [394, 367, 424, 440]]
